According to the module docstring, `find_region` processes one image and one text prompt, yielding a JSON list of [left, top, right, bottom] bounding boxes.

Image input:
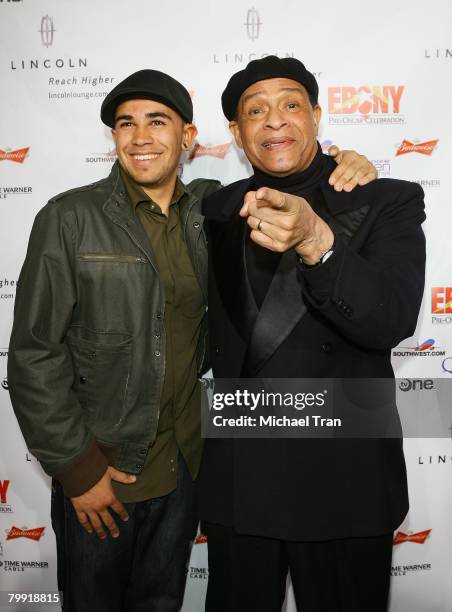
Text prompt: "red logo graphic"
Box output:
[[189, 143, 232, 160], [395, 139, 438, 156], [0, 147, 30, 163], [6, 527, 45, 541], [0, 480, 10, 504], [393, 529, 431, 545], [328, 86, 404, 115], [432, 287, 452, 314], [194, 533, 208, 545]]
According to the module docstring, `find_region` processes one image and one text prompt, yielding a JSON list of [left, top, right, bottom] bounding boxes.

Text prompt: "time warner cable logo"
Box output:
[[245, 8, 262, 41], [39, 15, 55, 48]]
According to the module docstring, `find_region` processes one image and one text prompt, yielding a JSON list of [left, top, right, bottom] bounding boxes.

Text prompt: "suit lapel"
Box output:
[[243, 249, 306, 375]]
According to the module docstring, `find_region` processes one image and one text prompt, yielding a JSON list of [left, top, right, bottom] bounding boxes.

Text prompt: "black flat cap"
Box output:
[[101, 69, 193, 127], [221, 56, 319, 121]]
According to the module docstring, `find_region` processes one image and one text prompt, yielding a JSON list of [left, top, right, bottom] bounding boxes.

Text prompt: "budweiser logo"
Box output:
[[189, 142, 232, 160], [393, 529, 431, 545], [0, 147, 30, 163], [194, 533, 208, 545], [395, 139, 438, 156], [6, 526, 45, 541]]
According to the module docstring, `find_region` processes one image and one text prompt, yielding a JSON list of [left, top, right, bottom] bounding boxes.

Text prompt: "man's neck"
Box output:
[[141, 178, 178, 216]]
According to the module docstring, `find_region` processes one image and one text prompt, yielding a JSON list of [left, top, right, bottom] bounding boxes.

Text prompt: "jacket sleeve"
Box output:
[[8, 201, 108, 497], [297, 182, 426, 350]]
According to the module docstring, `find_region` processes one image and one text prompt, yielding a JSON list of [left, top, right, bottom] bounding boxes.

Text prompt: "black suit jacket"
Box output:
[[198, 156, 426, 541]]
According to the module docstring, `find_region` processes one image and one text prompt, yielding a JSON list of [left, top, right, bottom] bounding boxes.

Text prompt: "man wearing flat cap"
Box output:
[[198, 56, 426, 612], [8, 66, 377, 611]]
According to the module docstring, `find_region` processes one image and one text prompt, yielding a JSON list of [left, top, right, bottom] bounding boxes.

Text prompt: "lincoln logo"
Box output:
[[39, 15, 55, 48], [245, 8, 262, 41]]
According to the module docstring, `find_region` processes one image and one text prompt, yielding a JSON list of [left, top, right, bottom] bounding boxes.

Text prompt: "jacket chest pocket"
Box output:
[[68, 336, 132, 431]]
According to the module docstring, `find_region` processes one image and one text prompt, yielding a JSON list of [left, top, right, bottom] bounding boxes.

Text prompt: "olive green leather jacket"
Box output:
[[8, 162, 220, 497]]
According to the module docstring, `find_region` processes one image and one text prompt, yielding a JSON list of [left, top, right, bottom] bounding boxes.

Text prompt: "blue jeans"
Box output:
[[51, 456, 196, 612]]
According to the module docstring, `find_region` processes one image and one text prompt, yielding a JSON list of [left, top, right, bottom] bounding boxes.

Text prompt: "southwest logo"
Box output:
[[393, 529, 431, 545], [188, 143, 232, 160], [328, 86, 404, 115], [6, 526, 45, 541], [395, 139, 438, 156], [415, 339, 435, 351], [432, 287, 452, 314], [0, 147, 30, 163]]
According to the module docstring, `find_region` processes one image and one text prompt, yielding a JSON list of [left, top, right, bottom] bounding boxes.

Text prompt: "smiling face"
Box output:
[[229, 77, 321, 176], [111, 98, 197, 191]]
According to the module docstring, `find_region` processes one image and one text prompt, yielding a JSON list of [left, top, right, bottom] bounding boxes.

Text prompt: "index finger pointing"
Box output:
[[240, 190, 257, 217], [255, 187, 287, 210]]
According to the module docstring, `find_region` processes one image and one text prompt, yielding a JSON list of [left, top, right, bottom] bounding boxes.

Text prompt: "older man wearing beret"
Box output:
[[8, 67, 377, 611], [198, 56, 426, 612]]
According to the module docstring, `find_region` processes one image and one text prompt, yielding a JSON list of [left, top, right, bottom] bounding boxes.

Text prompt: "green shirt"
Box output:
[[113, 167, 205, 502]]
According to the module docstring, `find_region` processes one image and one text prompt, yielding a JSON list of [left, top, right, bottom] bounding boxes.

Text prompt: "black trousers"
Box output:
[[203, 522, 393, 612]]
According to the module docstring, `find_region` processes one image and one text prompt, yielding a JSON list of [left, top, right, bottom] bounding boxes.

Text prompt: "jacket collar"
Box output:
[[101, 162, 203, 274]]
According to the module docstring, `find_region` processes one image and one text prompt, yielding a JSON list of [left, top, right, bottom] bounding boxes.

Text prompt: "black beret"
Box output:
[[101, 69, 193, 127], [221, 55, 319, 121]]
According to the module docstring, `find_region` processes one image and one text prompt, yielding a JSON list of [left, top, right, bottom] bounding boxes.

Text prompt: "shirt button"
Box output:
[[154, 333, 160, 339], [154, 350, 161, 357], [79, 376, 87, 384], [156, 313, 162, 319], [150, 204, 155, 210], [321, 342, 332, 353], [193, 221, 200, 229], [214, 346, 220, 355], [171, 468, 176, 473]]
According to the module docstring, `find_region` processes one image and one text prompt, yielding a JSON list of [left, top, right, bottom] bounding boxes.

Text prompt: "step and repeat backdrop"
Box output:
[[0, 0, 451, 610]]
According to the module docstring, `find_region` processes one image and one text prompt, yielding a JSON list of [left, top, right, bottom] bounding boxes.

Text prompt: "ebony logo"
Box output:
[[244, 8, 262, 41], [39, 15, 55, 48]]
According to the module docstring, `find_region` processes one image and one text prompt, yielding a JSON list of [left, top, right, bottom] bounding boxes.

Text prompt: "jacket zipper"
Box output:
[[78, 254, 147, 263]]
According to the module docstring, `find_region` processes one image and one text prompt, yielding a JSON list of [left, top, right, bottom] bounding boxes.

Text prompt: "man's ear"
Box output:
[[229, 120, 243, 150], [182, 123, 198, 150], [313, 105, 322, 133]]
